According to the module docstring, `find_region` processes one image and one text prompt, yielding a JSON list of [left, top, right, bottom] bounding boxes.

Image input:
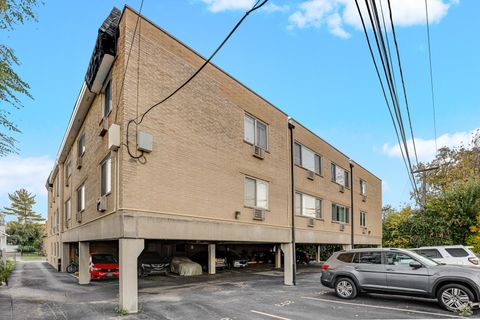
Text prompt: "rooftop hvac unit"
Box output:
[[99, 117, 108, 137], [97, 196, 107, 212], [253, 145, 265, 159], [307, 170, 315, 181], [253, 208, 265, 221]]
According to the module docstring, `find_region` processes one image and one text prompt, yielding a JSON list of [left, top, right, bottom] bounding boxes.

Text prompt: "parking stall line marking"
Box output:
[[250, 310, 293, 320], [301, 296, 464, 319]]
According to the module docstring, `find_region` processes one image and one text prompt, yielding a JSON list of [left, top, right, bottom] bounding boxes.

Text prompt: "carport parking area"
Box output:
[[3, 261, 476, 319]]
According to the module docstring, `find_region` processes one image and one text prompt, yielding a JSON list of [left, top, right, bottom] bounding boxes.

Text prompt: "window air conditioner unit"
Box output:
[[307, 170, 315, 181], [340, 224, 345, 231], [308, 218, 315, 227], [253, 208, 265, 221], [253, 145, 265, 159], [99, 117, 108, 137], [339, 185, 345, 193], [97, 196, 107, 212], [76, 156, 82, 169], [65, 178, 69, 187], [362, 195, 367, 202], [76, 212, 82, 223], [362, 228, 367, 234]]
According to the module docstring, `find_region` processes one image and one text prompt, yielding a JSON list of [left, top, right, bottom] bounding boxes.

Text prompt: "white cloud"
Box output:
[[263, 3, 290, 13], [199, 0, 256, 13], [382, 128, 479, 163], [288, 0, 456, 38], [0, 155, 53, 197]]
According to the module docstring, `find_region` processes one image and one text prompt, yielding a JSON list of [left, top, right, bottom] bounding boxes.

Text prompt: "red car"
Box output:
[[89, 253, 119, 280]]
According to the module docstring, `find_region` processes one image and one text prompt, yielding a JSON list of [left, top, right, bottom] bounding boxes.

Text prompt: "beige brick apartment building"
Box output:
[[44, 6, 382, 313]]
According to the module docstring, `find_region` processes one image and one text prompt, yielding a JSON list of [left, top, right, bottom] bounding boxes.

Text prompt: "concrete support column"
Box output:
[[208, 244, 216, 275], [281, 243, 294, 286], [275, 246, 282, 269], [343, 244, 352, 250], [61, 243, 70, 272], [78, 241, 90, 285], [119, 238, 144, 314], [316, 245, 321, 263]]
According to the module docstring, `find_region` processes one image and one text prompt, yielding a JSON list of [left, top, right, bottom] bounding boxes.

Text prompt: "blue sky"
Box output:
[[1, 0, 479, 220]]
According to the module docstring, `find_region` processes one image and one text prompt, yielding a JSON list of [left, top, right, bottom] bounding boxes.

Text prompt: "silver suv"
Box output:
[[321, 248, 480, 312]]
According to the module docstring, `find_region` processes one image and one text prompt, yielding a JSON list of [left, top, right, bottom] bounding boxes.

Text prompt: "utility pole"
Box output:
[[288, 119, 296, 286], [412, 166, 439, 206]]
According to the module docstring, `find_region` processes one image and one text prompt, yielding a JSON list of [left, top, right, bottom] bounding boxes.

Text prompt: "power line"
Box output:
[[114, 0, 145, 123], [386, 0, 420, 167], [354, 0, 419, 201], [125, 0, 269, 159], [424, 0, 438, 156]]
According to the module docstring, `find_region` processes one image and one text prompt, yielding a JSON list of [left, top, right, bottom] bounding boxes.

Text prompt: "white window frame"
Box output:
[[103, 80, 112, 117], [244, 176, 269, 210], [360, 180, 367, 195], [100, 156, 112, 196], [295, 192, 322, 218], [332, 203, 350, 224], [65, 199, 71, 221], [77, 183, 85, 213], [78, 132, 86, 157], [244, 114, 268, 150], [65, 159, 72, 185], [331, 163, 349, 188], [294, 142, 321, 175], [360, 211, 366, 227]]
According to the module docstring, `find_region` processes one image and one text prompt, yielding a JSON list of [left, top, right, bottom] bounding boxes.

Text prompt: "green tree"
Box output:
[[0, 0, 42, 156], [6, 220, 44, 251], [1, 188, 44, 223]]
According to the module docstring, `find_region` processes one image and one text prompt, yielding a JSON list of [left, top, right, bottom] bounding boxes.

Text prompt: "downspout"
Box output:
[[349, 161, 354, 248], [288, 118, 296, 286]]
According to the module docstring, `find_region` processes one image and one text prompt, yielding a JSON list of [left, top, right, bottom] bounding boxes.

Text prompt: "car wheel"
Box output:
[[334, 277, 358, 299], [437, 284, 474, 312]]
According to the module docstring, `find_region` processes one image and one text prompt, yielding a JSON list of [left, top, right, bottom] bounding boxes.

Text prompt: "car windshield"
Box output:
[[92, 254, 118, 264], [403, 250, 440, 267]]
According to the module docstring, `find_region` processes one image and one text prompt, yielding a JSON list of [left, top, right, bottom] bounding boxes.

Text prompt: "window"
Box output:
[[55, 176, 60, 197], [294, 142, 321, 175], [244, 177, 269, 209], [65, 199, 71, 221], [78, 133, 86, 157], [332, 203, 349, 223], [103, 81, 112, 117], [337, 252, 354, 263], [360, 211, 366, 227], [331, 163, 349, 187], [55, 208, 59, 232], [295, 192, 322, 218], [360, 180, 367, 195], [244, 114, 268, 150], [100, 156, 112, 196], [445, 248, 469, 258], [385, 252, 414, 266], [65, 159, 72, 184], [77, 184, 85, 213], [352, 251, 382, 264], [414, 249, 443, 259]]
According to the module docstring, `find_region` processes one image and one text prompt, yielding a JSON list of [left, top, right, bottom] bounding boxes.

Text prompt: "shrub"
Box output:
[[17, 245, 37, 253], [0, 260, 15, 285]]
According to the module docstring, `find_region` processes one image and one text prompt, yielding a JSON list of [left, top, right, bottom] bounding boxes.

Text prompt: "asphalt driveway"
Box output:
[[0, 261, 476, 319]]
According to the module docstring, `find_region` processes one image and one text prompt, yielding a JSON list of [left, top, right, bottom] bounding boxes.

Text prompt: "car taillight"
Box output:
[[468, 257, 479, 265], [321, 264, 329, 270]]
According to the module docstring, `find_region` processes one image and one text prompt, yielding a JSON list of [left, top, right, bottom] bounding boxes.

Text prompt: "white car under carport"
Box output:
[[170, 257, 202, 276]]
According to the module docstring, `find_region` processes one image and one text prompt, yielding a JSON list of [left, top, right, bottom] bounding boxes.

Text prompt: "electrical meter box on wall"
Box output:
[[137, 131, 153, 153]]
